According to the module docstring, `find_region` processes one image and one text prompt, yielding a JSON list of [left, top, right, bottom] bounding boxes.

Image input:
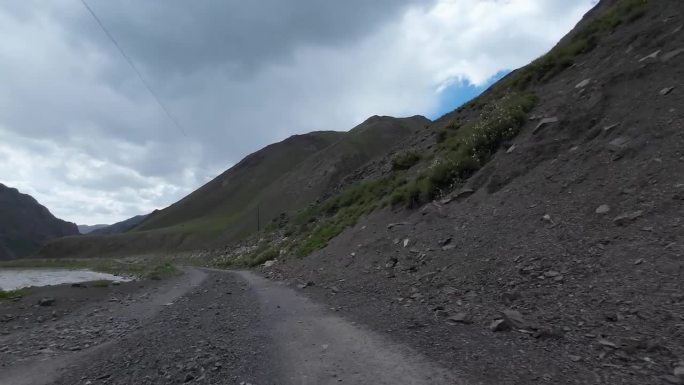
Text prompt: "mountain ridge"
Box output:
[[78, 224, 108, 234], [90, 214, 148, 235], [0, 183, 79, 259]]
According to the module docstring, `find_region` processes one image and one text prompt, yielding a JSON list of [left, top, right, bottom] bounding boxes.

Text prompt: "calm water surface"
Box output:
[[0, 269, 132, 290]]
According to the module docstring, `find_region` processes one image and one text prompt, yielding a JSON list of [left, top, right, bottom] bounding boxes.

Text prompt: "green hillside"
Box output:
[[37, 115, 428, 258], [135, 131, 345, 234]]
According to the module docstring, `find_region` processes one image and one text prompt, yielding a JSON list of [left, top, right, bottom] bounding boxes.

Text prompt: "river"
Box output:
[[0, 269, 132, 290]]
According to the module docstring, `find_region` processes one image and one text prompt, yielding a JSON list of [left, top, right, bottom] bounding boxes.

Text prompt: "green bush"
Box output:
[[389, 189, 408, 206], [248, 246, 279, 267], [391, 151, 420, 170], [405, 178, 436, 208], [451, 92, 536, 164], [429, 156, 480, 186]]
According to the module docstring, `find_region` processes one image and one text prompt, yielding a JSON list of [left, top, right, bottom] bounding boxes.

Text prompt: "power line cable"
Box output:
[[79, 0, 187, 137]]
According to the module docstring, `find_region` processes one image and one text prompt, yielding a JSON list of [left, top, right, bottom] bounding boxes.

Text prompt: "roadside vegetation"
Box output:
[[293, 176, 409, 256]]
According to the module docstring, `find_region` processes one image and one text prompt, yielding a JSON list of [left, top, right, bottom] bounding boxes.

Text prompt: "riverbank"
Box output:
[[0, 269, 134, 291], [0, 257, 178, 282]]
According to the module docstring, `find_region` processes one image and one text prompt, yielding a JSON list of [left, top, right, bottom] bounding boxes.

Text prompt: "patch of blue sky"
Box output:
[[430, 70, 510, 119]]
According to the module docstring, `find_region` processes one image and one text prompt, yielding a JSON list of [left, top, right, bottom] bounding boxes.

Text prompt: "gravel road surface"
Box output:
[[0, 268, 459, 385]]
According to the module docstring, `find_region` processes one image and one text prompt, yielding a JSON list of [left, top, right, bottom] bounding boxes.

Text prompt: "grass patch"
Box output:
[[0, 288, 29, 301], [90, 280, 111, 288], [145, 263, 178, 280], [294, 176, 406, 256]]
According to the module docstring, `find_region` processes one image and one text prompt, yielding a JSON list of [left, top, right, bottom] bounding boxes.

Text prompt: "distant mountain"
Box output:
[[90, 214, 148, 235], [78, 224, 108, 234], [0, 183, 79, 259]]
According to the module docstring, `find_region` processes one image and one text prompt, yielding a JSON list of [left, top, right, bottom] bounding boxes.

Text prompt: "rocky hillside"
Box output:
[[37, 115, 428, 258], [240, 0, 684, 383], [0, 183, 79, 259]]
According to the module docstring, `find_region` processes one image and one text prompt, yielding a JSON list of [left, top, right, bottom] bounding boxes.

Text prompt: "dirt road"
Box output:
[[0, 268, 459, 385]]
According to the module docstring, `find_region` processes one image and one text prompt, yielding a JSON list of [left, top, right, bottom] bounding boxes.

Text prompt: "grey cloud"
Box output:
[[1, 0, 431, 181], [74, 0, 431, 79]]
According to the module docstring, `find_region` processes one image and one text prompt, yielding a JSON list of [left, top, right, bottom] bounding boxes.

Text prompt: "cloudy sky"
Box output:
[[0, 0, 596, 225]]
